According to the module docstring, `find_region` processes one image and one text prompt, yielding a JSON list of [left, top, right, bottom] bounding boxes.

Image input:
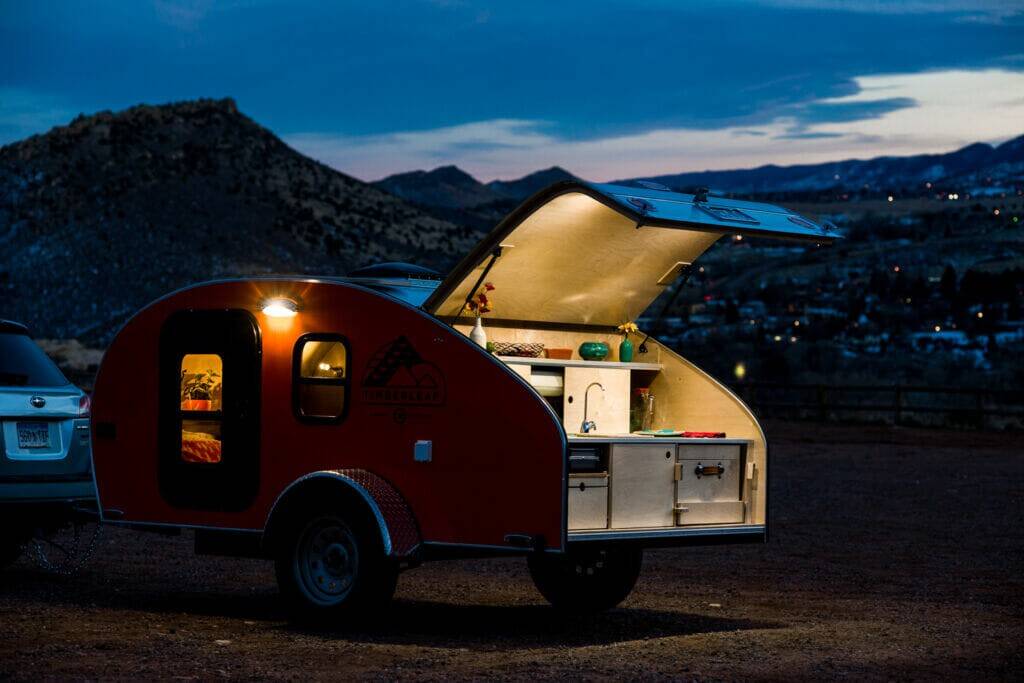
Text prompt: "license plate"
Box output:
[[17, 421, 51, 449]]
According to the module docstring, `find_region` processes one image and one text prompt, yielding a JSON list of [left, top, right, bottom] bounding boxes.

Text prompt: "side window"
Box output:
[[294, 335, 349, 422], [179, 353, 223, 463]]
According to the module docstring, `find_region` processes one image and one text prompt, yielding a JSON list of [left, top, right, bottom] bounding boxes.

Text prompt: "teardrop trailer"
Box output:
[[90, 181, 834, 618]]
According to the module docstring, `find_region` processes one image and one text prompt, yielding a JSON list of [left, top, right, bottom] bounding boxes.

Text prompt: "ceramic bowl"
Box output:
[[578, 341, 610, 361]]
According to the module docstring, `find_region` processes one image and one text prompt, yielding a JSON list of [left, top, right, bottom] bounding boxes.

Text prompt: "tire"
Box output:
[[0, 524, 31, 570], [274, 503, 398, 623], [0, 539, 23, 570], [528, 547, 643, 613]]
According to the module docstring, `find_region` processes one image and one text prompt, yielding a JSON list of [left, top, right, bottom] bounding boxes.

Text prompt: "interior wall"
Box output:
[[452, 324, 661, 364], [647, 339, 767, 525], [454, 322, 767, 525]]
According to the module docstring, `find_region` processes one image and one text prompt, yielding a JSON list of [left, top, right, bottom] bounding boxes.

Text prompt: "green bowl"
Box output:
[[578, 341, 610, 361]]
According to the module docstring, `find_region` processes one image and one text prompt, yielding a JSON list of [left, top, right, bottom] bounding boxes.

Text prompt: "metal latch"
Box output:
[[673, 502, 689, 525]]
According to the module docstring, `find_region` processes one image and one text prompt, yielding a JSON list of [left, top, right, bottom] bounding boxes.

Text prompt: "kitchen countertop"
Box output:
[[566, 435, 752, 445]]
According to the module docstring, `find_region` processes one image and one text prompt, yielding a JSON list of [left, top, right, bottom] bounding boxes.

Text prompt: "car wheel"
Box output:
[[274, 505, 397, 622], [0, 538, 24, 570], [0, 524, 31, 570], [528, 547, 643, 613]]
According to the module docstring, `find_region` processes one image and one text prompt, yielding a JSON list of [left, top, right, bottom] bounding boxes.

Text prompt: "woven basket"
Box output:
[[491, 341, 545, 358]]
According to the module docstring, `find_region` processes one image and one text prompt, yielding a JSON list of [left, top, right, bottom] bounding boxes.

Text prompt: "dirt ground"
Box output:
[[1, 421, 1022, 681]]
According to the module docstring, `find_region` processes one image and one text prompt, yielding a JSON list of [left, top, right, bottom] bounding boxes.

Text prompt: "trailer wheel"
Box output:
[[528, 547, 643, 613], [274, 505, 397, 622]]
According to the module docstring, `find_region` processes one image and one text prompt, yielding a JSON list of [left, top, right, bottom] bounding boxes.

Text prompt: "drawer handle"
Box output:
[[695, 462, 725, 479]]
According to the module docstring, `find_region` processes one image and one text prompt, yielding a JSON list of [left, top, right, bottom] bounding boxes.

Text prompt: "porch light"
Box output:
[[262, 298, 298, 318]]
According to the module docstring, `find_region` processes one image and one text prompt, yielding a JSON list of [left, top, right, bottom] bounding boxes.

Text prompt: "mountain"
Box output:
[[486, 166, 577, 200], [373, 165, 500, 208], [0, 98, 479, 343], [374, 165, 580, 212], [619, 136, 1024, 195]]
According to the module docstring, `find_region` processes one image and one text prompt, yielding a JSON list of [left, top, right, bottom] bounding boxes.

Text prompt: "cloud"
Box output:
[[286, 68, 1024, 182], [756, 0, 1023, 22], [287, 119, 558, 175]]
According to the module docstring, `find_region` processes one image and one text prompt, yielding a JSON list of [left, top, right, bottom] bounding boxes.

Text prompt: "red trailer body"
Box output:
[[91, 279, 566, 552], [90, 181, 835, 616]]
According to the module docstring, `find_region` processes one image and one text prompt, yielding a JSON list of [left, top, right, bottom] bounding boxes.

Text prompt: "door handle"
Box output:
[[694, 462, 725, 479]]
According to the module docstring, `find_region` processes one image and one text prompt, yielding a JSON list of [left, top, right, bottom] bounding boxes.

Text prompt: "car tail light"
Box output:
[[78, 394, 91, 417]]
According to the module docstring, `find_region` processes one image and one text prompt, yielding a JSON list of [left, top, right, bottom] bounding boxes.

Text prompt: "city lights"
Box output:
[[734, 362, 746, 380]]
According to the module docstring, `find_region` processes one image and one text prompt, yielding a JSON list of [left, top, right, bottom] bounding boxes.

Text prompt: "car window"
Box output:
[[0, 333, 69, 387]]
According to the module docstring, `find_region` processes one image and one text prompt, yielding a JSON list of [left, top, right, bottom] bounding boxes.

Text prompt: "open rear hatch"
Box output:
[[424, 181, 835, 541], [424, 181, 836, 326]]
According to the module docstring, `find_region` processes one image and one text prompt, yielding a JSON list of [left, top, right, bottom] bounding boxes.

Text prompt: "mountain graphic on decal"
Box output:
[[362, 336, 446, 406]]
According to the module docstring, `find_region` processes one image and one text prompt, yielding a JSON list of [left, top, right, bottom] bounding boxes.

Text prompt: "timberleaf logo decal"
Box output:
[[362, 336, 446, 406]]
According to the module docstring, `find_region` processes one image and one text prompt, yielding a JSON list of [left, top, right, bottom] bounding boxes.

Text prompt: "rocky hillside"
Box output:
[[0, 99, 479, 343]]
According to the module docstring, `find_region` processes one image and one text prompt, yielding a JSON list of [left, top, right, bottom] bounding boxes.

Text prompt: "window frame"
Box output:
[[292, 333, 351, 424]]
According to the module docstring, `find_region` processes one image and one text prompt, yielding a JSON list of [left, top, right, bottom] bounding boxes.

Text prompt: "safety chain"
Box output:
[[25, 521, 103, 577]]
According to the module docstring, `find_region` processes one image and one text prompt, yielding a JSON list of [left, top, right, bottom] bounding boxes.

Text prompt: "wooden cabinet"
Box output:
[[563, 367, 629, 435], [567, 474, 609, 530], [675, 444, 745, 525], [609, 444, 676, 528]]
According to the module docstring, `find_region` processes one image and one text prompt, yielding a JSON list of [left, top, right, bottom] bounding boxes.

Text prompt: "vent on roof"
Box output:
[[628, 197, 656, 213], [634, 180, 672, 191], [787, 216, 818, 230], [695, 205, 759, 225]]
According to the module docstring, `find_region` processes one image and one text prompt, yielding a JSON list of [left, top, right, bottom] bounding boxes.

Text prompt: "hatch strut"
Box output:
[[638, 263, 693, 355], [455, 246, 503, 318]]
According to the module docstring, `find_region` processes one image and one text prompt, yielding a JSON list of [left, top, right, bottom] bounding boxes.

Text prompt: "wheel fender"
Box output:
[[264, 469, 421, 558]]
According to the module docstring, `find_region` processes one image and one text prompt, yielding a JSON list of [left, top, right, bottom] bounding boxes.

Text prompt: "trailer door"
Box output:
[[158, 309, 261, 511]]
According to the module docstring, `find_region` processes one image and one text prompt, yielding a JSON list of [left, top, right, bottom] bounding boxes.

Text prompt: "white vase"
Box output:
[[470, 317, 487, 347]]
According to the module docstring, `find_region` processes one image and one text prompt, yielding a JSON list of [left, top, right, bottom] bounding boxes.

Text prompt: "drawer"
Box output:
[[676, 445, 743, 503], [568, 445, 607, 473], [568, 475, 608, 530], [674, 501, 745, 525]]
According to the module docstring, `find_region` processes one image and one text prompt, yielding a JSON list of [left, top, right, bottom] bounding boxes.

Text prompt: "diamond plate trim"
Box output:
[[326, 469, 421, 558]]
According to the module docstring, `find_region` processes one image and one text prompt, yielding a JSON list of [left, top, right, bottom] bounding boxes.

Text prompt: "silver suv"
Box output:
[[0, 320, 95, 566]]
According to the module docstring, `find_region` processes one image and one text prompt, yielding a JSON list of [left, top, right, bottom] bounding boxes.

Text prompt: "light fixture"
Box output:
[[734, 362, 746, 380], [262, 298, 298, 318]]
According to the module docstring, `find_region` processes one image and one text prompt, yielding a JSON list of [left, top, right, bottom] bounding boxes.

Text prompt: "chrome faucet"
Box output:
[[580, 382, 605, 434]]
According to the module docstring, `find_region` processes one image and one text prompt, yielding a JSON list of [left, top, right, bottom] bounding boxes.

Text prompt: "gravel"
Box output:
[[1, 421, 1021, 680]]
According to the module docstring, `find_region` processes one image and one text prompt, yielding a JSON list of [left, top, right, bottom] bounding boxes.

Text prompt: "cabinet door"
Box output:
[[563, 367, 629, 435], [609, 444, 676, 528]]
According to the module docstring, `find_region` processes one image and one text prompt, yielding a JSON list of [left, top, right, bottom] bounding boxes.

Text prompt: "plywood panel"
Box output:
[[452, 324, 660, 364], [609, 444, 676, 528], [563, 366, 629, 435], [437, 192, 722, 325], [648, 343, 767, 525]]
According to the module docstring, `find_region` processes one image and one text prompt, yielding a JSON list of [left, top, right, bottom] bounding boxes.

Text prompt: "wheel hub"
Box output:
[[295, 519, 359, 604]]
